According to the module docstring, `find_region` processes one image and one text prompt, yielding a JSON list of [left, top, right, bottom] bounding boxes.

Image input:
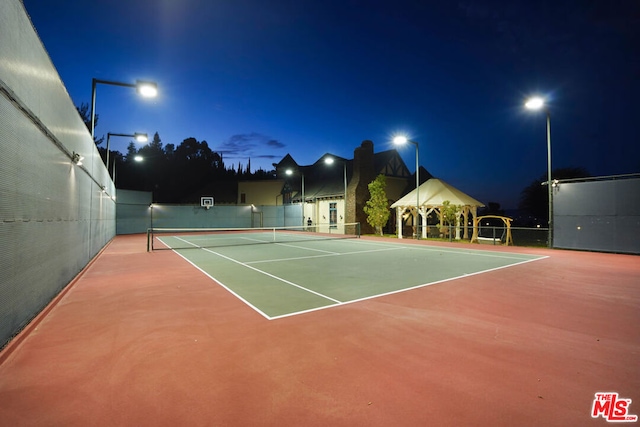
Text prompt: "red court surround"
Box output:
[[0, 235, 638, 426]]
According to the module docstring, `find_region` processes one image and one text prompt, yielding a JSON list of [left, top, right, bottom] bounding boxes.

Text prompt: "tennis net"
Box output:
[[147, 222, 361, 251]]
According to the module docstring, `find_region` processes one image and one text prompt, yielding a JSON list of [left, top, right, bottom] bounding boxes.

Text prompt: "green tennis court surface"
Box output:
[[159, 235, 547, 319]]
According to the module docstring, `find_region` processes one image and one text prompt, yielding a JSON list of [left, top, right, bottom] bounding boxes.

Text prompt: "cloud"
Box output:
[[266, 139, 286, 148], [216, 132, 286, 160]]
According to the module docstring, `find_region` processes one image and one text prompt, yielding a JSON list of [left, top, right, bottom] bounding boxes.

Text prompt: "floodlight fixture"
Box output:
[[136, 80, 158, 98], [393, 135, 408, 145], [525, 97, 545, 110], [90, 78, 158, 139], [134, 133, 148, 143], [106, 132, 148, 179], [72, 152, 84, 166]]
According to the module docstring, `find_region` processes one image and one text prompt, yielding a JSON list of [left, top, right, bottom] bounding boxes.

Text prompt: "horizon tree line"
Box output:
[[77, 103, 590, 215]]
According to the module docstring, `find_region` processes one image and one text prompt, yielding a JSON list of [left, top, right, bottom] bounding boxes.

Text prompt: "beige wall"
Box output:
[[314, 199, 346, 234], [237, 180, 284, 205]]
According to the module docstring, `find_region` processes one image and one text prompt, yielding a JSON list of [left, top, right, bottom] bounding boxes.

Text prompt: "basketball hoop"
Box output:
[[201, 196, 214, 209]]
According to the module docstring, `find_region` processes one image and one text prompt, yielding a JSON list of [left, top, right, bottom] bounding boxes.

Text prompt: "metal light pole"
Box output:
[[285, 168, 304, 226], [90, 78, 158, 139], [105, 132, 148, 178], [394, 136, 420, 238], [324, 157, 347, 223], [525, 97, 553, 248]]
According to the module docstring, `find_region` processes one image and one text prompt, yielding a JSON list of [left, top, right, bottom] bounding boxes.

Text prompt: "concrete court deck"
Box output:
[[0, 234, 638, 426]]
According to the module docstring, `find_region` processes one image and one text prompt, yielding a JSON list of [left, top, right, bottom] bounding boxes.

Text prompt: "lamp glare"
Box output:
[[135, 133, 148, 143], [393, 136, 408, 145], [525, 97, 544, 110], [137, 81, 158, 98]]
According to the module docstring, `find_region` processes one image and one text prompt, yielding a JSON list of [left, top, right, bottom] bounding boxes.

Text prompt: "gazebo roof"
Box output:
[[390, 178, 485, 209]]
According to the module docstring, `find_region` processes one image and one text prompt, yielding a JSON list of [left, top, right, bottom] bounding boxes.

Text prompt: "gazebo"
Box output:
[[390, 178, 485, 240]]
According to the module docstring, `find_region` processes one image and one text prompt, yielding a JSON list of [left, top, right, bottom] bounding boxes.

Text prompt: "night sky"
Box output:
[[23, 0, 639, 208]]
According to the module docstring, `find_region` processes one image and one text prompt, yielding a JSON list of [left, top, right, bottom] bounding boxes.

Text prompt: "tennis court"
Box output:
[[150, 225, 547, 319], [1, 233, 639, 426]]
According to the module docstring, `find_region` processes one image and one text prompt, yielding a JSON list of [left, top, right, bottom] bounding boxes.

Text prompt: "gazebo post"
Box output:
[[471, 206, 479, 243], [396, 206, 404, 239], [455, 208, 462, 240], [463, 207, 470, 240], [420, 207, 427, 239]]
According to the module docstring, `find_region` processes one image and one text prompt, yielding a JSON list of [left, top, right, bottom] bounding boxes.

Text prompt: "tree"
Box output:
[[518, 167, 589, 223], [439, 200, 461, 236], [75, 102, 104, 146], [440, 201, 459, 226], [363, 174, 390, 236]]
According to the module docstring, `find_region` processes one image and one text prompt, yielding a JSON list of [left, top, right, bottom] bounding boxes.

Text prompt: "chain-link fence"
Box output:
[[411, 225, 549, 247]]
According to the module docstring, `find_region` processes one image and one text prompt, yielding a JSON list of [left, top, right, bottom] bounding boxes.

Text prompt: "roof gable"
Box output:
[[391, 178, 484, 208]]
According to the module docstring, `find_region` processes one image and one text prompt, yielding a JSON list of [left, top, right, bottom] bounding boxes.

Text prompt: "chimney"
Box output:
[[347, 140, 375, 234]]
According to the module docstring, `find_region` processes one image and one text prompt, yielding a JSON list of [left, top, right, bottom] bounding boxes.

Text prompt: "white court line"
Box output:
[[170, 236, 342, 318], [329, 238, 545, 261], [246, 246, 406, 264], [198, 246, 343, 304], [268, 255, 549, 320], [271, 242, 339, 254], [166, 235, 549, 321], [232, 236, 342, 255], [168, 247, 273, 320]]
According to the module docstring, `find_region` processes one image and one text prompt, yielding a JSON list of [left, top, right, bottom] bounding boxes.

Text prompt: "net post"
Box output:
[[146, 228, 151, 252]]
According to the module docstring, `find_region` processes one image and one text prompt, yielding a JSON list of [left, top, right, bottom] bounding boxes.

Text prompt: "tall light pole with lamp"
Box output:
[[107, 132, 149, 186], [285, 168, 304, 227], [524, 96, 553, 248], [106, 132, 148, 179], [324, 157, 347, 225], [90, 78, 158, 140], [393, 136, 421, 238]]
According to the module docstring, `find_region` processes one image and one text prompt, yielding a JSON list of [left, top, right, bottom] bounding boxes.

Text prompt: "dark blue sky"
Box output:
[[23, 0, 639, 208]]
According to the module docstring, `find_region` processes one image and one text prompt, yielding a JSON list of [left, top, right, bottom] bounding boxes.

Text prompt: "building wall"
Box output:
[[315, 199, 346, 233], [385, 176, 410, 201], [0, 1, 115, 348], [238, 180, 285, 205], [348, 141, 376, 234], [554, 177, 640, 254]]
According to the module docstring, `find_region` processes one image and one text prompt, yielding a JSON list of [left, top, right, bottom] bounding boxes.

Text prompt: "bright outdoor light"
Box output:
[[324, 157, 348, 224], [393, 135, 408, 145], [134, 155, 144, 162], [524, 95, 553, 248], [392, 134, 420, 238], [525, 97, 545, 110], [72, 152, 84, 166], [285, 169, 293, 175], [134, 133, 148, 143], [136, 80, 158, 97], [91, 78, 159, 139]]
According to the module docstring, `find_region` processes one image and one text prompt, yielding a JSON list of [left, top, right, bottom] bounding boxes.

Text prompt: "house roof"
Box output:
[[278, 149, 425, 201], [390, 178, 484, 209]]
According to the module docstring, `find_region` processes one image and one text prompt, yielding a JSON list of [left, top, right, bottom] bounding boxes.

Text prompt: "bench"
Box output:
[[477, 237, 502, 245]]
